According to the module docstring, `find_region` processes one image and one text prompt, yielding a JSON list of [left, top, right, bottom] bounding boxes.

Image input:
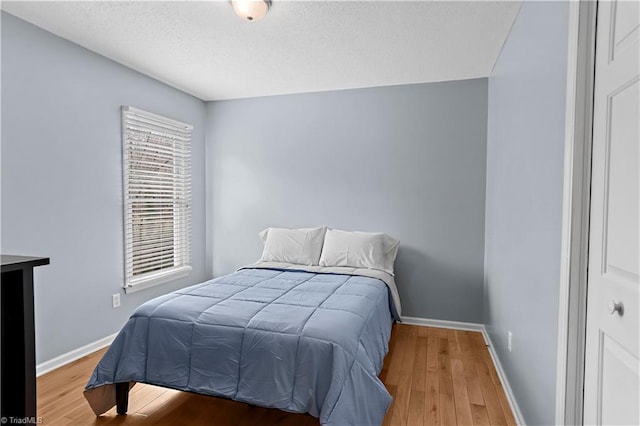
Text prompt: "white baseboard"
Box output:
[[481, 326, 527, 425], [36, 333, 117, 377], [400, 316, 484, 332]]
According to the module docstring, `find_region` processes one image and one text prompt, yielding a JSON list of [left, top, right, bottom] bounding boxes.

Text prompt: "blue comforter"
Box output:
[[84, 268, 396, 425]]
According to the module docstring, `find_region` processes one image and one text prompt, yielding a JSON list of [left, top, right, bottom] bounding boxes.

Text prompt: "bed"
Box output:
[[84, 227, 401, 426], [84, 261, 402, 426]]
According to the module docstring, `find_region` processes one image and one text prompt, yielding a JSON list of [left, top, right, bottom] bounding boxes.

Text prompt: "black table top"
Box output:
[[1, 255, 50, 273]]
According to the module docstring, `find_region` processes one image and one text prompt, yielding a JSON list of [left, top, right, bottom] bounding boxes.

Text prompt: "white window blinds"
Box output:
[[122, 106, 192, 291]]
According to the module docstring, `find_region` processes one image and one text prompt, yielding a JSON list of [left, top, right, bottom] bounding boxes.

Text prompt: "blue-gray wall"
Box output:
[[206, 79, 488, 322], [1, 12, 209, 363], [484, 2, 569, 424]]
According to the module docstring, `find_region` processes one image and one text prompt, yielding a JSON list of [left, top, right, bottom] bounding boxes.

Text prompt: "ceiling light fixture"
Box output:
[[231, 0, 271, 22]]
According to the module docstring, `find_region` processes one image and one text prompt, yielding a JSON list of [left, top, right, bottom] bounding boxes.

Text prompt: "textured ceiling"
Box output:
[[2, 1, 521, 101]]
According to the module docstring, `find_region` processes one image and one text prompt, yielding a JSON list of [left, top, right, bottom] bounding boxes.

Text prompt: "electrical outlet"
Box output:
[[112, 293, 121, 309], [508, 331, 512, 352]]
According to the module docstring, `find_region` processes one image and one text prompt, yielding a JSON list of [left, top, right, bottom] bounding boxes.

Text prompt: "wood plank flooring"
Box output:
[[36, 324, 516, 425]]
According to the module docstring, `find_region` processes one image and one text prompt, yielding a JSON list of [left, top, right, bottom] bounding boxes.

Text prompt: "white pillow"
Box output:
[[319, 229, 400, 275], [259, 227, 327, 266]]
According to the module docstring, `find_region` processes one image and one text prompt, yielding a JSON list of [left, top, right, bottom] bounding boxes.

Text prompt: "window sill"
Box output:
[[124, 266, 192, 294]]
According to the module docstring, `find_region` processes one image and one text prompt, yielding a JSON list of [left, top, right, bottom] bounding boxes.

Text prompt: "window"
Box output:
[[122, 106, 192, 292]]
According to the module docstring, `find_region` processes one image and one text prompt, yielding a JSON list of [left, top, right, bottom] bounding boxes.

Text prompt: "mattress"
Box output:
[[84, 267, 398, 425]]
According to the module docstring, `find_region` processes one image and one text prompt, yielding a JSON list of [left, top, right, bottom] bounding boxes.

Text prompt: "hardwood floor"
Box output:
[[36, 324, 516, 425]]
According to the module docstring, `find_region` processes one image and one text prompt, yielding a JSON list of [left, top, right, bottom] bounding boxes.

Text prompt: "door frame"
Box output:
[[555, 1, 598, 424]]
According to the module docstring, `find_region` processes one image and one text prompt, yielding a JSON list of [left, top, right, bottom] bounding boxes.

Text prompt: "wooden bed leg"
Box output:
[[115, 382, 129, 415]]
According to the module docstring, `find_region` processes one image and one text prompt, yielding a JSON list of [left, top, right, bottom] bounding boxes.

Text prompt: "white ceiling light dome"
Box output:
[[231, 0, 271, 22]]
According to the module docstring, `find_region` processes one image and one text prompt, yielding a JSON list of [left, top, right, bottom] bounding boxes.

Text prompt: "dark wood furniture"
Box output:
[[1, 255, 49, 420]]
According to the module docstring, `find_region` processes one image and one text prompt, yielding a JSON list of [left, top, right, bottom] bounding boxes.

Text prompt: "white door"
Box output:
[[583, 1, 640, 424]]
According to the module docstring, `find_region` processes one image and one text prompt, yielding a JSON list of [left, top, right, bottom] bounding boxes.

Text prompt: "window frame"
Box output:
[[121, 106, 193, 293]]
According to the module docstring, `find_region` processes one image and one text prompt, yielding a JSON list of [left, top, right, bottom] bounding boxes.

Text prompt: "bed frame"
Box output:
[[115, 383, 129, 415]]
